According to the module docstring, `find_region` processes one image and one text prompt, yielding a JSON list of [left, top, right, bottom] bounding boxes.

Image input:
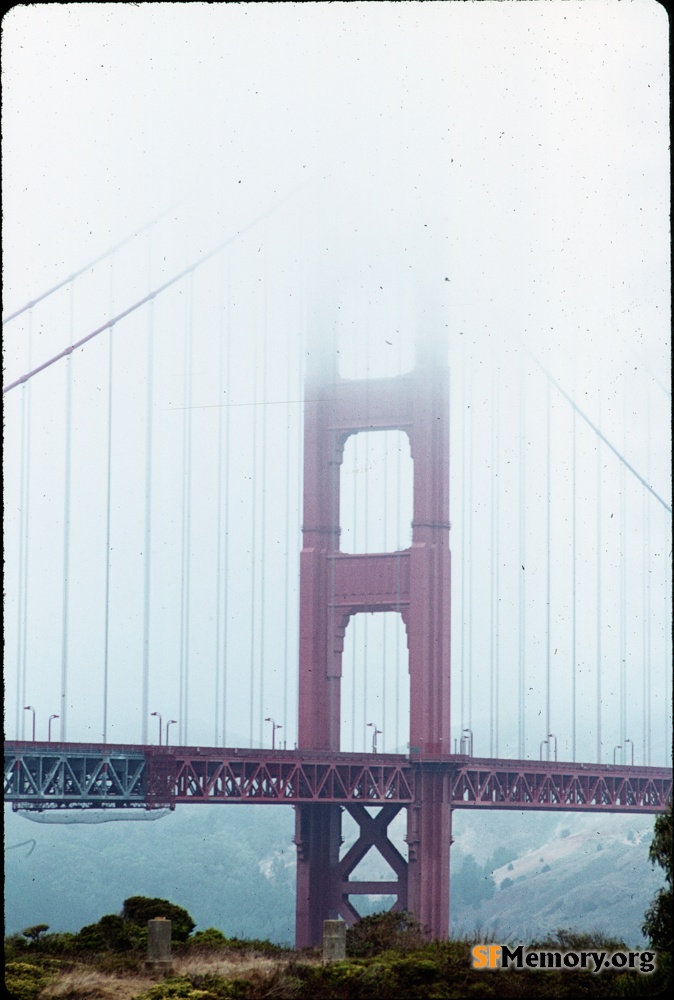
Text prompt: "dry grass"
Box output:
[[173, 953, 281, 978], [40, 968, 159, 1000], [173, 951, 319, 979], [37, 952, 318, 999]]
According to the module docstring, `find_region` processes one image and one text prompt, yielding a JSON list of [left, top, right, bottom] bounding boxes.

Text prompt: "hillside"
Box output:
[[4, 804, 663, 947], [449, 811, 661, 946]]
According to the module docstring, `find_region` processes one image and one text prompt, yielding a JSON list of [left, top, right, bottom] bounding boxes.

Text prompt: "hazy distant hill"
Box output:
[[449, 811, 661, 946], [4, 803, 662, 947]]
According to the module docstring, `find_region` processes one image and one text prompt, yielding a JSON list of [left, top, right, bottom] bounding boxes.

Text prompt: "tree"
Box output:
[[643, 802, 672, 952], [121, 896, 196, 942], [21, 924, 49, 944]]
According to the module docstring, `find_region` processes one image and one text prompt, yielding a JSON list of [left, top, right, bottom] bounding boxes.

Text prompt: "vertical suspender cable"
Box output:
[[518, 355, 526, 757], [619, 405, 627, 759], [258, 258, 269, 748], [662, 511, 672, 759], [545, 377, 551, 759], [460, 350, 466, 746], [141, 299, 154, 745], [571, 382, 577, 761], [16, 312, 32, 737], [467, 360, 473, 743], [641, 471, 647, 765], [492, 356, 501, 757], [297, 273, 307, 750], [222, 263, 232, 745], [223, 269, 232, 745], [645, 397, 651, 765], [351, 432, 358, 751], [102, 263, 115, 743], [179, 273, 194, 745], [282, 298, 292, 745], [141, 234, 155, 745], [60, 282, 75, 741], [489, 361, 496, 757], [327, 300, 339, 752], [363, 366, 370, 752], [382, 419, 388, 752], [249, 300, 258, 747], [214, 265, 224, 744], [596, 401, 602, 763], [214, 256, 230, 745], [395, 336, 402, 752]]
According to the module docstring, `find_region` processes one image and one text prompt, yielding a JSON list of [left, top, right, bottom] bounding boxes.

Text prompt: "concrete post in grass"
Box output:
[[322, 919, 346, 962], [145, 917, 172, 972]]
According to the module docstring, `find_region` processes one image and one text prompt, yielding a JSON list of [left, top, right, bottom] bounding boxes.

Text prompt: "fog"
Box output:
[[3, 3, 671, 766]]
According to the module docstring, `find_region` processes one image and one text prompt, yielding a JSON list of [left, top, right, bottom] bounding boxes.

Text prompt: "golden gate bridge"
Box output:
[[3, 198, 672, 946]]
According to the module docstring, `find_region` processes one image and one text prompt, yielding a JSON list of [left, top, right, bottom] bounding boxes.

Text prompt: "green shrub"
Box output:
[[189, 928, 229, 948], [123, 896, 196, 942], [346, 910, 426, 958], [131, 978, 211, 1000], [34, 931, 80, 955], [5, 960, 55, 1000]]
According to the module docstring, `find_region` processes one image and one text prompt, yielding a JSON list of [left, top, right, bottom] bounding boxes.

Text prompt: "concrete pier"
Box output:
[[145, 917, 172, 972], [322, 919, 346, 962]]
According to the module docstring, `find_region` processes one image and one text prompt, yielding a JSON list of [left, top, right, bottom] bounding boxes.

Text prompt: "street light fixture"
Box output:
[[624, 738, 634, 766], [264, 717, 282, 751], [48, 714, 60, 742], [613, 745, 622, 765], [548, 733, 558, 762], [24, 706, 36, 742], [367, 722, 382, 753], [165, 719, 177, 745], [539, 739, 548, 761], [150, 711, 162, 745]]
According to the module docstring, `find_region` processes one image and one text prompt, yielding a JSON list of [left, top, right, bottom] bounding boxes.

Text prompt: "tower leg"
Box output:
[[294, 804, 342, 949], [406, 767, 451, 938]]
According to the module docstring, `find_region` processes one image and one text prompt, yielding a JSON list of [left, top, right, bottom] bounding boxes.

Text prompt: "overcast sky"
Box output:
[[3, 2, 671, 763]]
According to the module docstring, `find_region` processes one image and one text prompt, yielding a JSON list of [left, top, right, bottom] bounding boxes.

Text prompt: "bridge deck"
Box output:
[[5, 742, 671, 814]]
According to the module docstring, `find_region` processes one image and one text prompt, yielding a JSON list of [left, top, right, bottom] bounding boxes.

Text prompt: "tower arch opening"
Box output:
[[340, 610, 410, 755], [340, 429, 413, 554]]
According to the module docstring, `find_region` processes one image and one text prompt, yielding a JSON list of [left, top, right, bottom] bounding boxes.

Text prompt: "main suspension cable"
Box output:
[[530, 354, 671, 514], [3, 192, 302, 396], [2, 204, 180, 325]]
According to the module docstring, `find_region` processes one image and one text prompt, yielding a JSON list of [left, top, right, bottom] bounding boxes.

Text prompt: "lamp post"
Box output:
[[150, 711, 162, 745], [24, 705, 36, 742], [539, 739, 548, 761], [264, 717, 282, 751], [463, 728, 473, 756], [624, 738, 634, 766], [367, 723, 382, 753], [48, 714, 60, 742], [548, 733, 558, 762], [165, 719, 177, 745], [613, 745, 622, 765]]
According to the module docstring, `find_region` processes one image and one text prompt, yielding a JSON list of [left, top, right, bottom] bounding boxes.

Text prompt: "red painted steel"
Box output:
[[295, 328, 452, 945], [6, 742, 671, 812]]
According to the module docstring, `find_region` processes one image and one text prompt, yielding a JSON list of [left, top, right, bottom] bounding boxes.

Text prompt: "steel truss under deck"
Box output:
[[5, 742, 671, 814]]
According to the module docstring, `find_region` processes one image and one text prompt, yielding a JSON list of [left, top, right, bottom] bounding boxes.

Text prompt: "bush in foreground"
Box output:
[[346, 909, 426, 957]]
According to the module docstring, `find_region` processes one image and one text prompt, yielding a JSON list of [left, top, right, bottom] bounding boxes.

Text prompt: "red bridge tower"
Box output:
[[295, 327, 451, 946]]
